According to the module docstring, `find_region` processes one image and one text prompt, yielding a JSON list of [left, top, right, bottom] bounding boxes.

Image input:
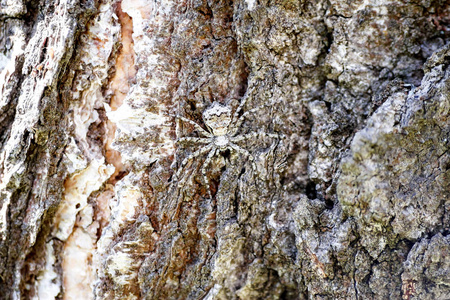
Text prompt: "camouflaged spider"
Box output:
[[175, 96, 279, 199]]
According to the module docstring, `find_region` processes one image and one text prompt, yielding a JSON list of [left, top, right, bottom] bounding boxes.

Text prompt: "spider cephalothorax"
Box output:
[[175, 97, 278, 199]]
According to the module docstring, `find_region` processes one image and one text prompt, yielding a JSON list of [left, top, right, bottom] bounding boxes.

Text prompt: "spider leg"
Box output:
[[176, 136, 212, 145], [176, 144, 214, 181], [231, 132, 279, 143], [201, 146, 217, 199], [176, 115, 213, 138], [231, 92, 252, 126], [230, 102, 277, 136], [229, 143, 258, 172]]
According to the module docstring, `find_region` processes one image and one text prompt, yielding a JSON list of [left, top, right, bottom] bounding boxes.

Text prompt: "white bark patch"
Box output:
[[106, 102, 170, 134], [106, 251, 139, 287], [204, 284, 222, 300], [43, 4, 119, 299], [0, 22, 26, 240], [107, 0, 177, 166], [109, 174, 142, 232], [62, 222, 99, 300], [0, 21, 25, 84], [95, 173, 145, 296], [32, 241, 60, 300], [245, 0, 256, 10], [70, 4, 120, 156], [53, 159, 114, 241], [64, 137, 89, 174]]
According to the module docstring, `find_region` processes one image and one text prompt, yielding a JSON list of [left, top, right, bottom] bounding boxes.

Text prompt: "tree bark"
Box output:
[[0, 0, 449, 299]]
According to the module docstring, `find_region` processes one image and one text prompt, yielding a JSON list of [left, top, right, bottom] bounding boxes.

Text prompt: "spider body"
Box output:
[[175, 98, 278, 199]]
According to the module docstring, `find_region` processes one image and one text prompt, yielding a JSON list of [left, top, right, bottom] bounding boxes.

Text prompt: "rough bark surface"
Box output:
[[0, 0, 449, 299]]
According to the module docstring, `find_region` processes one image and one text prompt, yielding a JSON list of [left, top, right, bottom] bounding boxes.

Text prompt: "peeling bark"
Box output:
[[0, 0, 449, 299]]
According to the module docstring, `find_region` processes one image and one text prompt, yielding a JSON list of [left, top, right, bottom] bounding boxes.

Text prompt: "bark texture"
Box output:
[[0, 0, 449, 299]]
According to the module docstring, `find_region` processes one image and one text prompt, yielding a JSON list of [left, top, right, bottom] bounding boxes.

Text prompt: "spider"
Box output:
[[175, 96, 279, 199]]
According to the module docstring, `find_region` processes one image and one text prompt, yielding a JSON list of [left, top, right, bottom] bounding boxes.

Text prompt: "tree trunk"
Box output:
[[0, 0, 449, 299]]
